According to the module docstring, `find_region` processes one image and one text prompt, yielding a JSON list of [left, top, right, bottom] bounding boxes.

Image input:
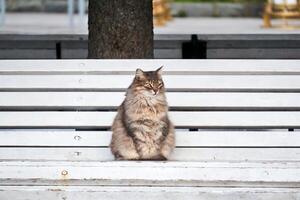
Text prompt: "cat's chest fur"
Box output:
[[125, 95, 168, 158], [125, 94, 167, 122], [124, 94, 168, 141]]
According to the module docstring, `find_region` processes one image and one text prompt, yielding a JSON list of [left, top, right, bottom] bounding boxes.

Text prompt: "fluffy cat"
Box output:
[[110, 67, 175, 160]]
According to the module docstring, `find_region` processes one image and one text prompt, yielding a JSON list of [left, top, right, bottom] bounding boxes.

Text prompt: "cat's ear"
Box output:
[[135, 68, 144, 79], [156, 66, 163, 76]]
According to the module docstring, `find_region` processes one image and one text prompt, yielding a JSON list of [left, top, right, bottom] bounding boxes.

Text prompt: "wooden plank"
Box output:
[[1, 60, 300, 75], [195, 34, 300, 40], [154, 49, 182, 59], [171, 148, 300, 162], [1, 75, 300, 91], [1, 161, 300, 187], [61, 41, 87, 49], [0, 50, 56, 59], [0, 148, 114, 161], [1, 186, 300, 200], [4, 48, 300, 59], [1, 131, 299, 147], [207, 40, 300, 48], [1, 147, 300, 162], [1, 48, 299, 60], [0, 41, 56, 49], [1, 33, 300, 41], [0, 111, 299, 128], [154, 40, 182, 48], [0, 92, 123, 110], [0, 34, 88, 41], [1, 92, 300, 110], [208, 49, 300, 59], [61, 49, 88, 59]]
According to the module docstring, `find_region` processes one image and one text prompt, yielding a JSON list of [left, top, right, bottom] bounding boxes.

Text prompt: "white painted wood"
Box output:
[[1, 59, 300, 75], [170, 148, 300, 162], [1, 75, 300, 91], [0, 131, 112, 147], [1, 186, 300, 200], [0, 148, 114, 161], [1, 161, 300, 187], [0, 111, 299, 128], [1, 59, 300, 195], [1, 92, 300, 110], [1, 148, 300, 162], [1, 131, 299, 147]]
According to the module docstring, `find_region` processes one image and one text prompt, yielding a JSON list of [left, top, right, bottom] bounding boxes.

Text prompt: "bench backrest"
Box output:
[[0, 59, 300, 162], [1, 35, 300, 59]]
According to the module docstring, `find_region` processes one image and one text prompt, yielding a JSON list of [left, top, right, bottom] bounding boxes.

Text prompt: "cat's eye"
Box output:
[[144, 83, 152, 88], [158, 81, 163, 87]]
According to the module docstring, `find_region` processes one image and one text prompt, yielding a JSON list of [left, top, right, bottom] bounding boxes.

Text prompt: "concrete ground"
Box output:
[[0, 13, 300, 35]]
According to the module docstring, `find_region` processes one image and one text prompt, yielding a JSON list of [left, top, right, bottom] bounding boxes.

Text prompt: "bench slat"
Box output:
[[0, 161, 299, 187], [1, 75, 300, 91], [207, 49, 300, 59], [1, 147, 300, 162], [0, 111, 299, 128], [1, 186, 299, 200], [1, 92, 300, 110], [1, 60, 300, 75], [1, 131, 299, 147]]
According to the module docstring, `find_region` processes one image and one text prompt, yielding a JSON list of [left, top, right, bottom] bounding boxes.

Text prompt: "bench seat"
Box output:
[[1, 161, 300, 187], [0, 59, 300, 199], [0, 161, 300, 199], [1, 161, 300, 199], [2, 186, 300, 200]]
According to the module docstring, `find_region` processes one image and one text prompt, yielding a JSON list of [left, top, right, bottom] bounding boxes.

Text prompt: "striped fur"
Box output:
[[110, 67, 175, 160]]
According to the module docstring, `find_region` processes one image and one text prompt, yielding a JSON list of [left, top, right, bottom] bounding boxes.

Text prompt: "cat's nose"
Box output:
[[153, 90, 159, 95]]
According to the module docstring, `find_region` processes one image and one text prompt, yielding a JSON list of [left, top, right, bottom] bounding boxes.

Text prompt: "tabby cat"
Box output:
[[110, 67, 175, 160]]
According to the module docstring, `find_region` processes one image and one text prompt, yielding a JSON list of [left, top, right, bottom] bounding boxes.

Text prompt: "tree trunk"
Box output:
[[88, 0, 154, 59]]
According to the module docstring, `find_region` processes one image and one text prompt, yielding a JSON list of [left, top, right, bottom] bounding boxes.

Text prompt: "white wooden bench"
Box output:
[[0, 59, 300, 199]]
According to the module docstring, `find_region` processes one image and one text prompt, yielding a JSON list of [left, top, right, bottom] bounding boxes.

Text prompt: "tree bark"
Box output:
[[88, 0, 154, 59]]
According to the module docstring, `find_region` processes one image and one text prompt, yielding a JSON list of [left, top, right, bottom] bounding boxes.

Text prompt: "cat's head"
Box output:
[[131, 66, 165, 96]]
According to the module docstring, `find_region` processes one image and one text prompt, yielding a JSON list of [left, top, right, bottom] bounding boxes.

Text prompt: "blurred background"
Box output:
[[0, 0, 299, 59], [1, 0, 299, 34]]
